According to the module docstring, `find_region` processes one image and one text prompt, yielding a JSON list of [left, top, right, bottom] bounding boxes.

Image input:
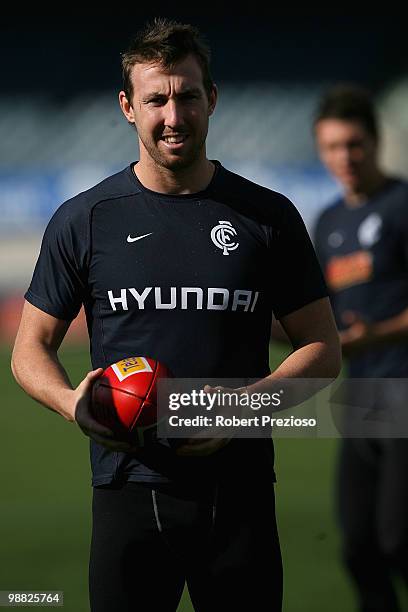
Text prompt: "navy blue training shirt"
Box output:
[[314, 178, 408, 377], [26, 161, 327, 486]]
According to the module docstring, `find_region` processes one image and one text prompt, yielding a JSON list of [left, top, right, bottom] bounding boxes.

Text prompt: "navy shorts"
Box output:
[[89, 474, 282, 611]]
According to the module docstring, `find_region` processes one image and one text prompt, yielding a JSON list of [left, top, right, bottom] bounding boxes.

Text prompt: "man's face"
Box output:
[[314, 118, 378, 191], [122, 54, 216, 170]]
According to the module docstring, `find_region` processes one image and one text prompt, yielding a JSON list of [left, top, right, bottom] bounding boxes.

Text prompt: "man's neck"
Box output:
[[344, 170, 388, 208], [134, 155, 215, 195]]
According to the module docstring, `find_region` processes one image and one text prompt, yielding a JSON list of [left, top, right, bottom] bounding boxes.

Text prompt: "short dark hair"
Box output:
[[121, 17, 214, 102], [314, 84, 379, 141]]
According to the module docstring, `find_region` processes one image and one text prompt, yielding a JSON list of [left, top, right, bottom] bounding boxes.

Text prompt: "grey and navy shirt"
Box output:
[[315, 178, 408, 377]]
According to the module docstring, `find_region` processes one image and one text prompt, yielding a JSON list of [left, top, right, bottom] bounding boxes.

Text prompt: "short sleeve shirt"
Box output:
[[314, 178, 408, 376], [26, 161, 327, 485]]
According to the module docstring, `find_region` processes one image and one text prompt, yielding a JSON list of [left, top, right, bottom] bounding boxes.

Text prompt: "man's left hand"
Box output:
[[174, 384, 238, 456], [340, 311, 373, 355]]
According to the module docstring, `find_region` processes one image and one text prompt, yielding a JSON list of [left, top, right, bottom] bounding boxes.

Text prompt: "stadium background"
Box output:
[[1, 14, 407, 611]]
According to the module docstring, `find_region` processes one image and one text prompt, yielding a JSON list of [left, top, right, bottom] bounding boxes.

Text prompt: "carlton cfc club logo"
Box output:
[[210, 220, 239, 255]]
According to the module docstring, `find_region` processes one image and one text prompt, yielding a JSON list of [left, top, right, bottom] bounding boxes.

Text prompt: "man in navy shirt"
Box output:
[[12, 18, 340, 612], [314, 84, 408, 612]]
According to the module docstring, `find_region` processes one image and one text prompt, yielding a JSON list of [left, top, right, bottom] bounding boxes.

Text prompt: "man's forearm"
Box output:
[[245, 341, 340, 409], [11, 344, 76, 421], [271, 341, 340, 380], [372, 309, 408, 343], [341, 308, 408, 356]]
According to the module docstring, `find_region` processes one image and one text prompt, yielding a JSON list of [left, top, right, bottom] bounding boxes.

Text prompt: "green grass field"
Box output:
[[1, 344, 357, 611]]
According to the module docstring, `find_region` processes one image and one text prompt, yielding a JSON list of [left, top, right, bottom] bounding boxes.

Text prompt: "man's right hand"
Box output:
[[73, 369, 139, 453]]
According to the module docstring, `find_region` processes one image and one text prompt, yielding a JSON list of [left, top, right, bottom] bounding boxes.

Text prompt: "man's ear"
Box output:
[[208, 84, 218, 116], [119, 91, 135, 124]]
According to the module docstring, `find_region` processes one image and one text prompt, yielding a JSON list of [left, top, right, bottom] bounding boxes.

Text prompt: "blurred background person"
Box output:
[[313, 84, 408, 612]]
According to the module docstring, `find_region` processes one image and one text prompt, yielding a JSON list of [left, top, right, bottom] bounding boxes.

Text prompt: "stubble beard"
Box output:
[[138, 131, 208, 172]]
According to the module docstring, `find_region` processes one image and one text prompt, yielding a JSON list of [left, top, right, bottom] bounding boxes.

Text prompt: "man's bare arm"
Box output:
[[11, 301, 79, 421], [177, 297, 341, 456], [11, 301, 132, 451], [248, 297, 341, 395], [339, 307, 408, 356]]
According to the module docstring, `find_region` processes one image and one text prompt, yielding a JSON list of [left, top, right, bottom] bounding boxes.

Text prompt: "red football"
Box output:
[[91, 356, 172, 444]]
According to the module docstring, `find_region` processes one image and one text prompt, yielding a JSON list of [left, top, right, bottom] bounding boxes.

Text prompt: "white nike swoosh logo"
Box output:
[[127, 232, 153, 243]]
